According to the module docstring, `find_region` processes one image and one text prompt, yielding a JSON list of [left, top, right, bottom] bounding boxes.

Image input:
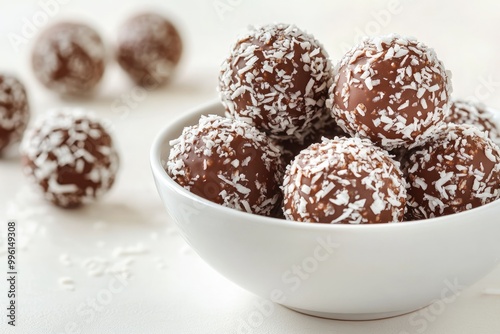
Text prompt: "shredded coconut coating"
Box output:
[[282, 137, 407, 224], [166, 114, 283, 216], [446, 99, 500, 146], [276, 109, 349, 166], [21, 109, 119, 208], [328, 33, 452, 150], [406, 123, 500, 219], [219, 23, 333, 141], [0, 75, 30, 152], [31, 22, 106, 95]]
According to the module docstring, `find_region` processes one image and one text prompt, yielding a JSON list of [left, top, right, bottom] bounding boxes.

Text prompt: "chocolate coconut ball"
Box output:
[[167, 115, 282, 216], [219, 23, 332, 141], [406, 123, 500, 219], [116, 13, 183, 87], [283, 137, 407, 224], [0, 75, 30, 154], [446, 99, 500, 146], [329, 34, 452, 150], [32, 22, 106, 95], [21, 109, 119, 208]]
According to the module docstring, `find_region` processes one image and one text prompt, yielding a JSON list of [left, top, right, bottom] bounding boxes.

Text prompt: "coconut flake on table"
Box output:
[[58, 277, 75, 291], [112, 243, 150, 257]]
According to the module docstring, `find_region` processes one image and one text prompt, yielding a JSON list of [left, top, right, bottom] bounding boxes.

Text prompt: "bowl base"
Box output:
[[285, 305, 420, 321]]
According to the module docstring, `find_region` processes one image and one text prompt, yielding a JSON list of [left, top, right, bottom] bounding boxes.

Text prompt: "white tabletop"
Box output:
[[1, 0, 500, 333]]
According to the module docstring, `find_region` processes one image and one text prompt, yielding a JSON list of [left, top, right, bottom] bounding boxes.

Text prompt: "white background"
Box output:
[[1, 0, 500, 333]]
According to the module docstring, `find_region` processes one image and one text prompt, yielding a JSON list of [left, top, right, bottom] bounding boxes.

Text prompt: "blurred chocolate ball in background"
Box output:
[[31, 22, 106, 95], [116, 12, 183, 88], [0, 74, 30, 154]]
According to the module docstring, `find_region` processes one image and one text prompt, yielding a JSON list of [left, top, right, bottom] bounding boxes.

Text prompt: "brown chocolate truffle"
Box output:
[[166, 115, 282, 216], [328, 34, 452, 150], [116, 13, 183, 87], [406, 123, 500, 219], [446, 99, 500, 146], [283, 137, 407, 224], [219, 23, 333, 141], [21, 109, 119, 208], [31, 22, 106, 95], [0, 75, 30, 154]]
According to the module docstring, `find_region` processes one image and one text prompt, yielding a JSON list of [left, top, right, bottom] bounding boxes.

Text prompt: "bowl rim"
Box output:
[[150, 99, 500, 231]]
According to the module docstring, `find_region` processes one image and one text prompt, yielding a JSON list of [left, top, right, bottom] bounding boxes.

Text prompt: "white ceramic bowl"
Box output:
[[150, 100, 500, 320]]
